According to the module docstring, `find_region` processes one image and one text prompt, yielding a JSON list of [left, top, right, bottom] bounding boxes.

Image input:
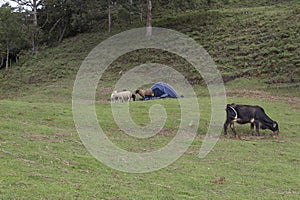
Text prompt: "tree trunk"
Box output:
[[146, 0, 152, 36], [5, 44, 9, 70], [48, 17, 62, 41], [32, 0, 38, 54], [58, 22, 66, 43], [0, 53, 4, 68], [140, 7, 143, 22], [108, 0, 111, 33]]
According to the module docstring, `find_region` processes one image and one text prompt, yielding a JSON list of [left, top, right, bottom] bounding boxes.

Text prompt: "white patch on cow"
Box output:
[[250, 118, 255, 123], [229, 106, 238, 119], [233, 118, 240, 122]]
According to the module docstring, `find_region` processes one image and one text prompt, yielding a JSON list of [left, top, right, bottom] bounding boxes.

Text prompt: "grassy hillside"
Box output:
[[155, 1, 300, 84], [0, 0, 299, 99]]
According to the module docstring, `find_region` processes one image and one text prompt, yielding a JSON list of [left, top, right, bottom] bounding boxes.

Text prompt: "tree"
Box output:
[[119, 0, 144, 24], [39, 0, 72, 43], [11, 0, 44, 54], [0, 5, 24, 70], [38, 0, 106, 43], [146, 0, 151, 36], [108, 0, 112, 32]]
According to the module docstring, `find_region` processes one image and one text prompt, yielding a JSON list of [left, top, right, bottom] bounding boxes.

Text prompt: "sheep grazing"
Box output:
[[111, 90, 118, 102], [135, 89, 154, 98], [111, 90, 136, 103]]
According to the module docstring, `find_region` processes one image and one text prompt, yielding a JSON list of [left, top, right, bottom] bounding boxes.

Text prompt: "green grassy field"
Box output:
[[0, 83, 299, 199]]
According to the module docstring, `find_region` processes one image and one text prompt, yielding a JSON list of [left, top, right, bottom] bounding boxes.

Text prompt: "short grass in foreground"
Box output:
[[0, 91, 299, 199]]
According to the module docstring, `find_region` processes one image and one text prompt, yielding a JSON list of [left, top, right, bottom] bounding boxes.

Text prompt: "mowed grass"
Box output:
[[0, 86, 299, 199]]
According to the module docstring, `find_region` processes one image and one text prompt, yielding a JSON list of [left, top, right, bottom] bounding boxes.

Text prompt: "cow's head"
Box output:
[[261, 121, 279, 135], [271, 121, 279, 135]]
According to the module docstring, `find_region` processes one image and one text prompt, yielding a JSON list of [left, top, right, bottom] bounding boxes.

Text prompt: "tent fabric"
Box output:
[[140, 82, 180, 100], [151, 82, 180, 98]]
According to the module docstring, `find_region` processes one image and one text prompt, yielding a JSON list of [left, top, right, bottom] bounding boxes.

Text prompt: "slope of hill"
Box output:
[[0, 0, 299, 99], [155, 1, 300, 83]]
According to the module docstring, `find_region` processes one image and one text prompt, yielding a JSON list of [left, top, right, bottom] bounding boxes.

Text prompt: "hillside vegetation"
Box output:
[[174, 6, 300, 83], [0, 0, 299, 99]]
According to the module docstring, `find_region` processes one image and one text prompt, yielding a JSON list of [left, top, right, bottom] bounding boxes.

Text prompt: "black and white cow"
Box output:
[[224, 103, 279, 138]]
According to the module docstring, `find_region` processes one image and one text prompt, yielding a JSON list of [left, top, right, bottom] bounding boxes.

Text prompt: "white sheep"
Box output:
[[111, 90, 136, 103], [111, 90, 118, 103]]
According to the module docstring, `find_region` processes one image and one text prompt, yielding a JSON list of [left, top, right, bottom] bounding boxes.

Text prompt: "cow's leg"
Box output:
[[255, 120, 260, 136], [223, 119, 230, 136], [250, 123, 255, 136], [230, 122, 239, 139]]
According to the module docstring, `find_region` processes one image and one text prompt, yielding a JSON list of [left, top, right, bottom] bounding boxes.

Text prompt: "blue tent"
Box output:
[[142, 82, 180, 100], [151, 82, 180, 98]]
